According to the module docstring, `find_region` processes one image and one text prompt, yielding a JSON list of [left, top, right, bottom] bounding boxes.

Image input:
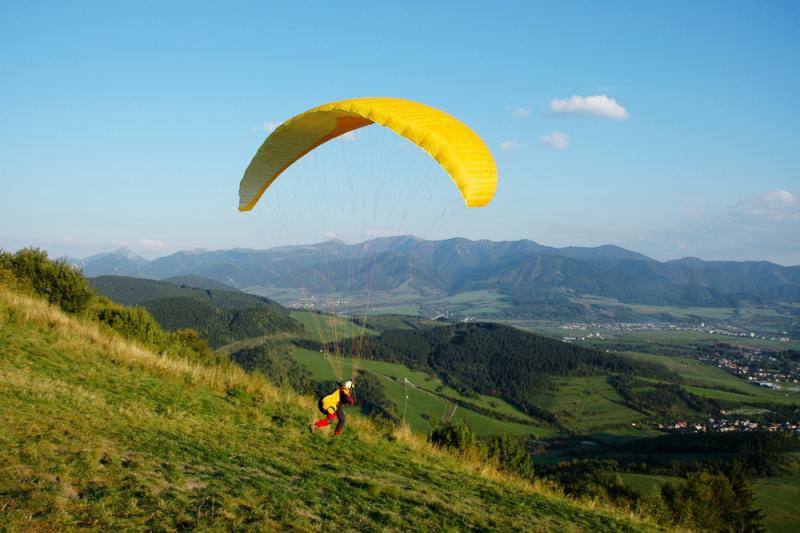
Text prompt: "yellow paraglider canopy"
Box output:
[[239, 97, 497, 211]]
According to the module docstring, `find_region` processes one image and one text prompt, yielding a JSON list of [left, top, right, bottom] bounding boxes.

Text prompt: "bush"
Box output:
[[230, 343, 313, 394], [655, 470, 764, 531], [430, 420, 478, 454], [351, 369, 399, 423], [89, 296, 165, 345], [87, 296, 219, 365], [0, 248, 92, 313], [485, 434, 534, 478]]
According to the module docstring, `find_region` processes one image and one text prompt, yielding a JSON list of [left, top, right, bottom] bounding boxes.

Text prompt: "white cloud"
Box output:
[[624, 190, 800, 264], [549, 95, 629, 119], [500, 140, 523, 152], [734, 190, 799, 221], [342, 131, 358, 141], [509, 106, 532, 118], [111, 238, 170, 250], [262, 121, 279, 133], [62, 236, 100, 246], [539, 131, 570, 150], [138, 238, 170, 249]]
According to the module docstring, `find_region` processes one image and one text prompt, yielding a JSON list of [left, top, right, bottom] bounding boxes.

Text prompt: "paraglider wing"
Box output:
[[239, 97, 497, 211]]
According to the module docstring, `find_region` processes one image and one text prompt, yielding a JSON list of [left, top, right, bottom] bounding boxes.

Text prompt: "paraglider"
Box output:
[[309, 381, 356, 436], [239, 97, 498, 211]]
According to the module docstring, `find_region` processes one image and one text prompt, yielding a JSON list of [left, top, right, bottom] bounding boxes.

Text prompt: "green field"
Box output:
[[623, 351, 799, 404], [290, 310, 376, 342], [618, 473, 683, 497], [754, 453, 800, 533], [572, 295, 795, 323], [363, 304, 423, 316], [290, 347, 556, 437], [428, 290, 511, 316], [528, 376, 646, 433], [603, 329, 800, 351]]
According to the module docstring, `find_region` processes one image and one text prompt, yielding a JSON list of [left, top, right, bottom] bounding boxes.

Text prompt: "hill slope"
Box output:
[[89, 276, 299, 347], [0, 286, 650, 531]]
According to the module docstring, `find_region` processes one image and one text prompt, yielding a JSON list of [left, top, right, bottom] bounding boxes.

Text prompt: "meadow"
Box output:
[[571, 295, 794, 323], [0, 285, 647, 531], [527, 375, 646, 434]]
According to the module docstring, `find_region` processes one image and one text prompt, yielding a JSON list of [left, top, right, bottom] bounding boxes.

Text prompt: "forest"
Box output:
[[321, 322, 678, 417]]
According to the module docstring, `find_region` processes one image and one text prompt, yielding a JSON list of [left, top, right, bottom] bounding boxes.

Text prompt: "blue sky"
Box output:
[[1, 1, 798, 264]]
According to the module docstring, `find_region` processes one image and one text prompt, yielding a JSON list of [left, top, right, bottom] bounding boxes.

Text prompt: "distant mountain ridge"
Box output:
[[72, 236, 800, 308]]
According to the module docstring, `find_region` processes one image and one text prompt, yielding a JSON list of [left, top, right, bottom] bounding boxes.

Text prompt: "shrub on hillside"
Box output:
[[89, 296, 165, 345], [352, 370, 399, 423], [431, 425, 536, 479], [430, 420, 479, 454], [485, 434, 535, 479], [0, 248, 92, 313], [655, 470, 764, 531], [88, 296, 218, 364], [230, 343, 313, 394]]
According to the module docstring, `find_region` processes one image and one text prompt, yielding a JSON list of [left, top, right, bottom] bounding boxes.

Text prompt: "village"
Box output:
[[560, 320, 795, 344], [657, 418, 799, 434]]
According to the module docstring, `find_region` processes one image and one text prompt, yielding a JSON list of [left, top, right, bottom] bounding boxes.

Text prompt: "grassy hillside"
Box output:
[[0, 285, 651, 531], [90, 276, 299, 347]]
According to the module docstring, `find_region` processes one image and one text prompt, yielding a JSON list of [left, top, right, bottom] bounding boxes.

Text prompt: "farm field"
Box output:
[[290, 310, 375, 342], [528, 376, 646, 433], [571, 296, 794, 323], [603, 330, 800, 351], [427, 290, 511, 315]]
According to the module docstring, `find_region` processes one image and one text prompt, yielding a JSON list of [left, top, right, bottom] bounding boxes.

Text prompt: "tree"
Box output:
[[1, 248, 92, 313], [430, 420, 478, 454], [656, 470, 764, 531], [485, 434, 534, 478]]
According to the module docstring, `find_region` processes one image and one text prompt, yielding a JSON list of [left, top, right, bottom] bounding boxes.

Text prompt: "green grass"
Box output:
[[429, 290, 511, 315], [290, 310, 376, 342], [754, 454, 800, 533], [606, 330, 800, 351], [354, 314, 445, 331], [618, 473, 683, 498], [364, 304, 422, 316], [528, 376, 646, 432], [572, 296, 794, 323], [0, 286, 649, 531]]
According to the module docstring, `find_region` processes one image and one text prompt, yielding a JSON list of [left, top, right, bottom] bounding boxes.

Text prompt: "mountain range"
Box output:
[[70, 236, 800, 312]]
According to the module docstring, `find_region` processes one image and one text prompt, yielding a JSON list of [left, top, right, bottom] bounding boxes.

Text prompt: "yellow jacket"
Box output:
[[321, 387, 353, 413]]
